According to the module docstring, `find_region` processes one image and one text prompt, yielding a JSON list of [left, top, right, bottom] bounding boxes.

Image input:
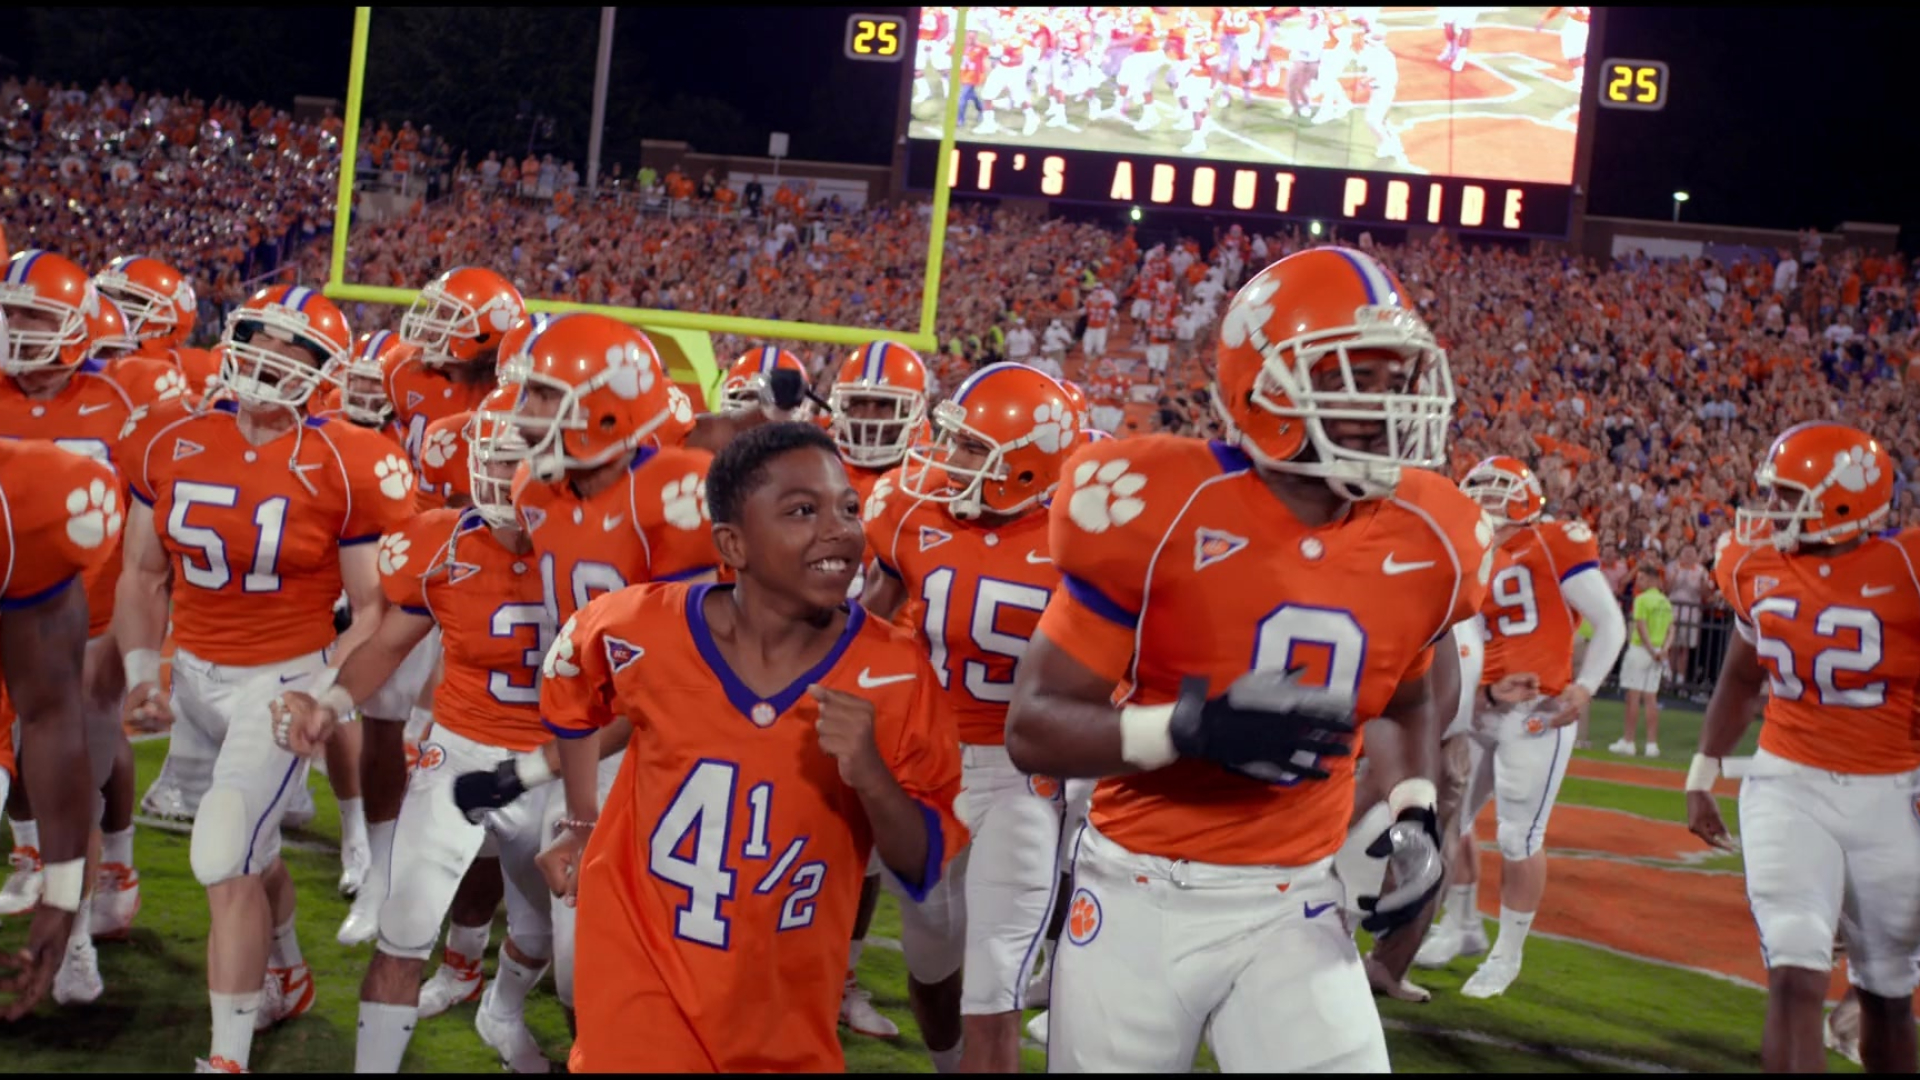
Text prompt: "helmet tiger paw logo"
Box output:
[[152, 369, 188, 402], [543, 618, 582, 679], [1219, 276, 1278, 349], [1029, 401, 1070, 453], [65, 478, 123, 549], [863, 476, 894, 523], [661, 473, 708, 531], [603, 343, 656, 401], [666, 384, 694, 424], [374, 455, 415, 501], [1066, 888, 1102, 946], [420, 428, 460, 469], [1066, 458, 1147, 534], [376, 534, 410, 576], [1831, 448, 1881, 493]]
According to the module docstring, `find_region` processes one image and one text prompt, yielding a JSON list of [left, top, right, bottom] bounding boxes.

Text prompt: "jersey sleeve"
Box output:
[[105, 355, 191, 411], [376, 509, 457, 614], [1, 443, 124, 609], [874, 646, 967, 902], [1035, 437, 1175, 685], [115, 394, 192, 505], [635, 447, 720, 582], [539, 593, 624, 739], [417, 412, 472, 502], [1545, 517, 1602, 581], [333, 423, 420, 545], [860, 468, 910, 579]]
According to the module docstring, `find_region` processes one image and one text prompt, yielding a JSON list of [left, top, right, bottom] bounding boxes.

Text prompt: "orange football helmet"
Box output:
[[1735, 422, 1893, 550], [219, 284, 353, 409], [94, 255, 198, 349], [495, 312, 556, 386], [89, 294, 138, 362], [418, 410, 474, 504], [2, 249, 100, 374], [469, 384, 531, 528], [724, 346, 810, 416], [828, 341, 930, 468], [1460, 455, 1546, 528], [647, 383, 699, 450], [1213, 245, 1452, 500], [1060, 379, 1093, 430], [400, 266, 527, 367], [333, 330, 409, 426], [902, 362, 1078, 520], [513, 313, 672, 482]]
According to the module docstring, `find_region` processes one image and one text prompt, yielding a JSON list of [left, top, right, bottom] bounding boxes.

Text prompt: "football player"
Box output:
[[865, 362, 1079, 1072], [392, 266, 526, 496], [1690, 422, 1920, 1074], [93, 255, 221, 400], [113, 285, 415, 1072], [1005, 246, 1491, 1071], [536, 421, 964, 1072]]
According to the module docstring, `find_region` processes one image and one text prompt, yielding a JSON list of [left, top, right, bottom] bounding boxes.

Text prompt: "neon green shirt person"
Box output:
[[1632, 585, 1674, 651]]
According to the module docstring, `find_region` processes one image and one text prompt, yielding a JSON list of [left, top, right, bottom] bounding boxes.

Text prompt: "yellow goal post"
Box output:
[[325, 6, 968, 407]]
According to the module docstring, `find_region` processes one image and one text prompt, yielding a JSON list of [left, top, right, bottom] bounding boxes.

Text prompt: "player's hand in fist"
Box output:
[[122, 681, 169, 734], [1358, 804, 1445, 936], [810, 684, 888, 789], [454, 760, 528, 825], [271, 690, 339, 757]]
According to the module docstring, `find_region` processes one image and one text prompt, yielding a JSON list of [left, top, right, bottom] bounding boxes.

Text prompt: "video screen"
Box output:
[[906, 6, 1587, 186]]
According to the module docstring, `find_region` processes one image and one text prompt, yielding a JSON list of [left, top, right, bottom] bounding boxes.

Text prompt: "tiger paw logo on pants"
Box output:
[[1066, 888, 1102, 946]]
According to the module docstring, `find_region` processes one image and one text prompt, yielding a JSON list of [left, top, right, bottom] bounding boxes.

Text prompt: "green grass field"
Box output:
[[0, 700, 1857, 1073]]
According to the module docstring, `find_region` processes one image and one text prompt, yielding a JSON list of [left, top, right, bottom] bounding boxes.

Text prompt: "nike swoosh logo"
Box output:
[[1862, 584, 1897, 598], [1303, 901, 1336, 919], [1382, 554, 1436, 575], [603, 515, 625, 531], [856, 669, 917, 689], [78, 403, 112, 415], [1025, 551, 1053, 564], [279, 673, 304, 684]]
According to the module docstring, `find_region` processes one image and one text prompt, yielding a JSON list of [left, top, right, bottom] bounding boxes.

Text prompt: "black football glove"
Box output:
[[1357, 804, 1445, 936], [1167, 669, 1356, 783], [452, 760, 527, 826]]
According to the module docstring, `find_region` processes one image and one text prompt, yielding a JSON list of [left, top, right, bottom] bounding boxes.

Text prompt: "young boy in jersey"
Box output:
[[536, 422, 965, 1073]]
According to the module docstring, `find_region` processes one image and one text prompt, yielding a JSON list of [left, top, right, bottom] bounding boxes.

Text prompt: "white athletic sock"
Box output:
[[68, 895, 93, 945], [103, 826, 135, 867], [1489, 906, 1536, 963], [930, 1036, 965, 1074], [339, 796, 368, 851], [270, 917, 304, 970], [355, 1001, 418, 1073], [366, 819, 396, 887], [1444, 884, 1474, 931], [10, 818, 38, 856], [486, 947, 549, 1016], [446, 921, 491, 965], [209, 990, 262, 1069]]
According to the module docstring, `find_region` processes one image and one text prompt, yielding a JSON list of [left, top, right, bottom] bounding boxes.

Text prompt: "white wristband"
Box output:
[[1119, 703, 1179, 770], [1387, 778, 1439, 818], [514, 751, 557, 790], [318, 684, 356, 720], [123, 648, 161, 688], [41, 858, 85, 912], [1685, 753, 1721, 793], [310, 665, 340, 697]]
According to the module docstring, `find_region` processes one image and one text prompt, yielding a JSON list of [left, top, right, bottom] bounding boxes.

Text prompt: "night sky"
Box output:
[[7, 6, 1911, 242]]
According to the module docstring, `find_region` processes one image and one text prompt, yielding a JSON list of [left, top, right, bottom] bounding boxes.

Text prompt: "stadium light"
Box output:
[[1129, 206, 1142, 223], [1672, 190, 1690, 222], [1310, 220, 1323, 237]]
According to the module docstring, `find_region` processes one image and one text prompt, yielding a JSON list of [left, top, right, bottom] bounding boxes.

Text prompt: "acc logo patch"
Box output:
[[415, 743, 447, 772], [1027, 775, 1062, 801], [1066, 888, 1102, 947], [1194, 527, 1248, 571], [603, 634, 644, 673]]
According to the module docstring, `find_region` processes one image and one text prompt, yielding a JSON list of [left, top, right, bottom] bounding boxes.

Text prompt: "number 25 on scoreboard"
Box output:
[[845, 13, 905, 62], [1599, 58, 1669, 112]]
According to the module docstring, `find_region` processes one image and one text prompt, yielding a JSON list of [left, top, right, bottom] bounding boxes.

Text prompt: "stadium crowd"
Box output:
[[11, 74, 1920, 596]]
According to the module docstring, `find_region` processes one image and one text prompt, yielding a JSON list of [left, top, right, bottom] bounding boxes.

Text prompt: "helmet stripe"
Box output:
[[953, 361, 1019, 404], [6, 251, 42, 285], [862, 342, 886, 382], [758, 346, 782, 373], [1331, 247, 1396, 306], [363, 330, 392, 359], [284, 285, 314, 312]]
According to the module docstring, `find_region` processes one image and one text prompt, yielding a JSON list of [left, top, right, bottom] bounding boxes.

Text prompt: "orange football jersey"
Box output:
[[0, 359, 166, 635], [123, 400, 418, 666], [512, 446, 719, 626], [384, 345, 495, 480], [1036, 439, 1492, 867], [1717, 528, 1920, 774], [413, 411, 470, 508], [865, 480, 1055, 746], [377, 508, 549, 751], [132, 343, 221, 402], [0, 438, 125, 611], [543, 582, 964, 1073], [1479, 516, 1601, 696]]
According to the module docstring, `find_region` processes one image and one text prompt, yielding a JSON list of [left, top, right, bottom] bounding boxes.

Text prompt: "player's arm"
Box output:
[[113, 499, 173, 725], [860, 561, 907, 622], [1687, 619, 1763, 851], [1562, 566, 1628, 695], [2, 579, 92, 896], [326, 542, 389, 672]]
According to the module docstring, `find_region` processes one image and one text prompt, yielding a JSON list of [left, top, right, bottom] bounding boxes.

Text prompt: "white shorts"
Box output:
[[172, 647, 329, 880], [1365, 87, 1396, 129], [1176, 75, 1214, 110], [1048, 823, 1388, 1072], [918, 38, 953, 72], [1145, 343, 1171, 371], [378, 724, 552, 960], [541, 746, 625, 1008], [1738, 749, 1920, 996], [360, 629, 442, 722], [1619, 644, 1664, 694], [982, 64, 1029, 107], [1475, 694, 1578, 859], [1083, 326, 1109, 357], [891, 743, 1064, 1012]]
